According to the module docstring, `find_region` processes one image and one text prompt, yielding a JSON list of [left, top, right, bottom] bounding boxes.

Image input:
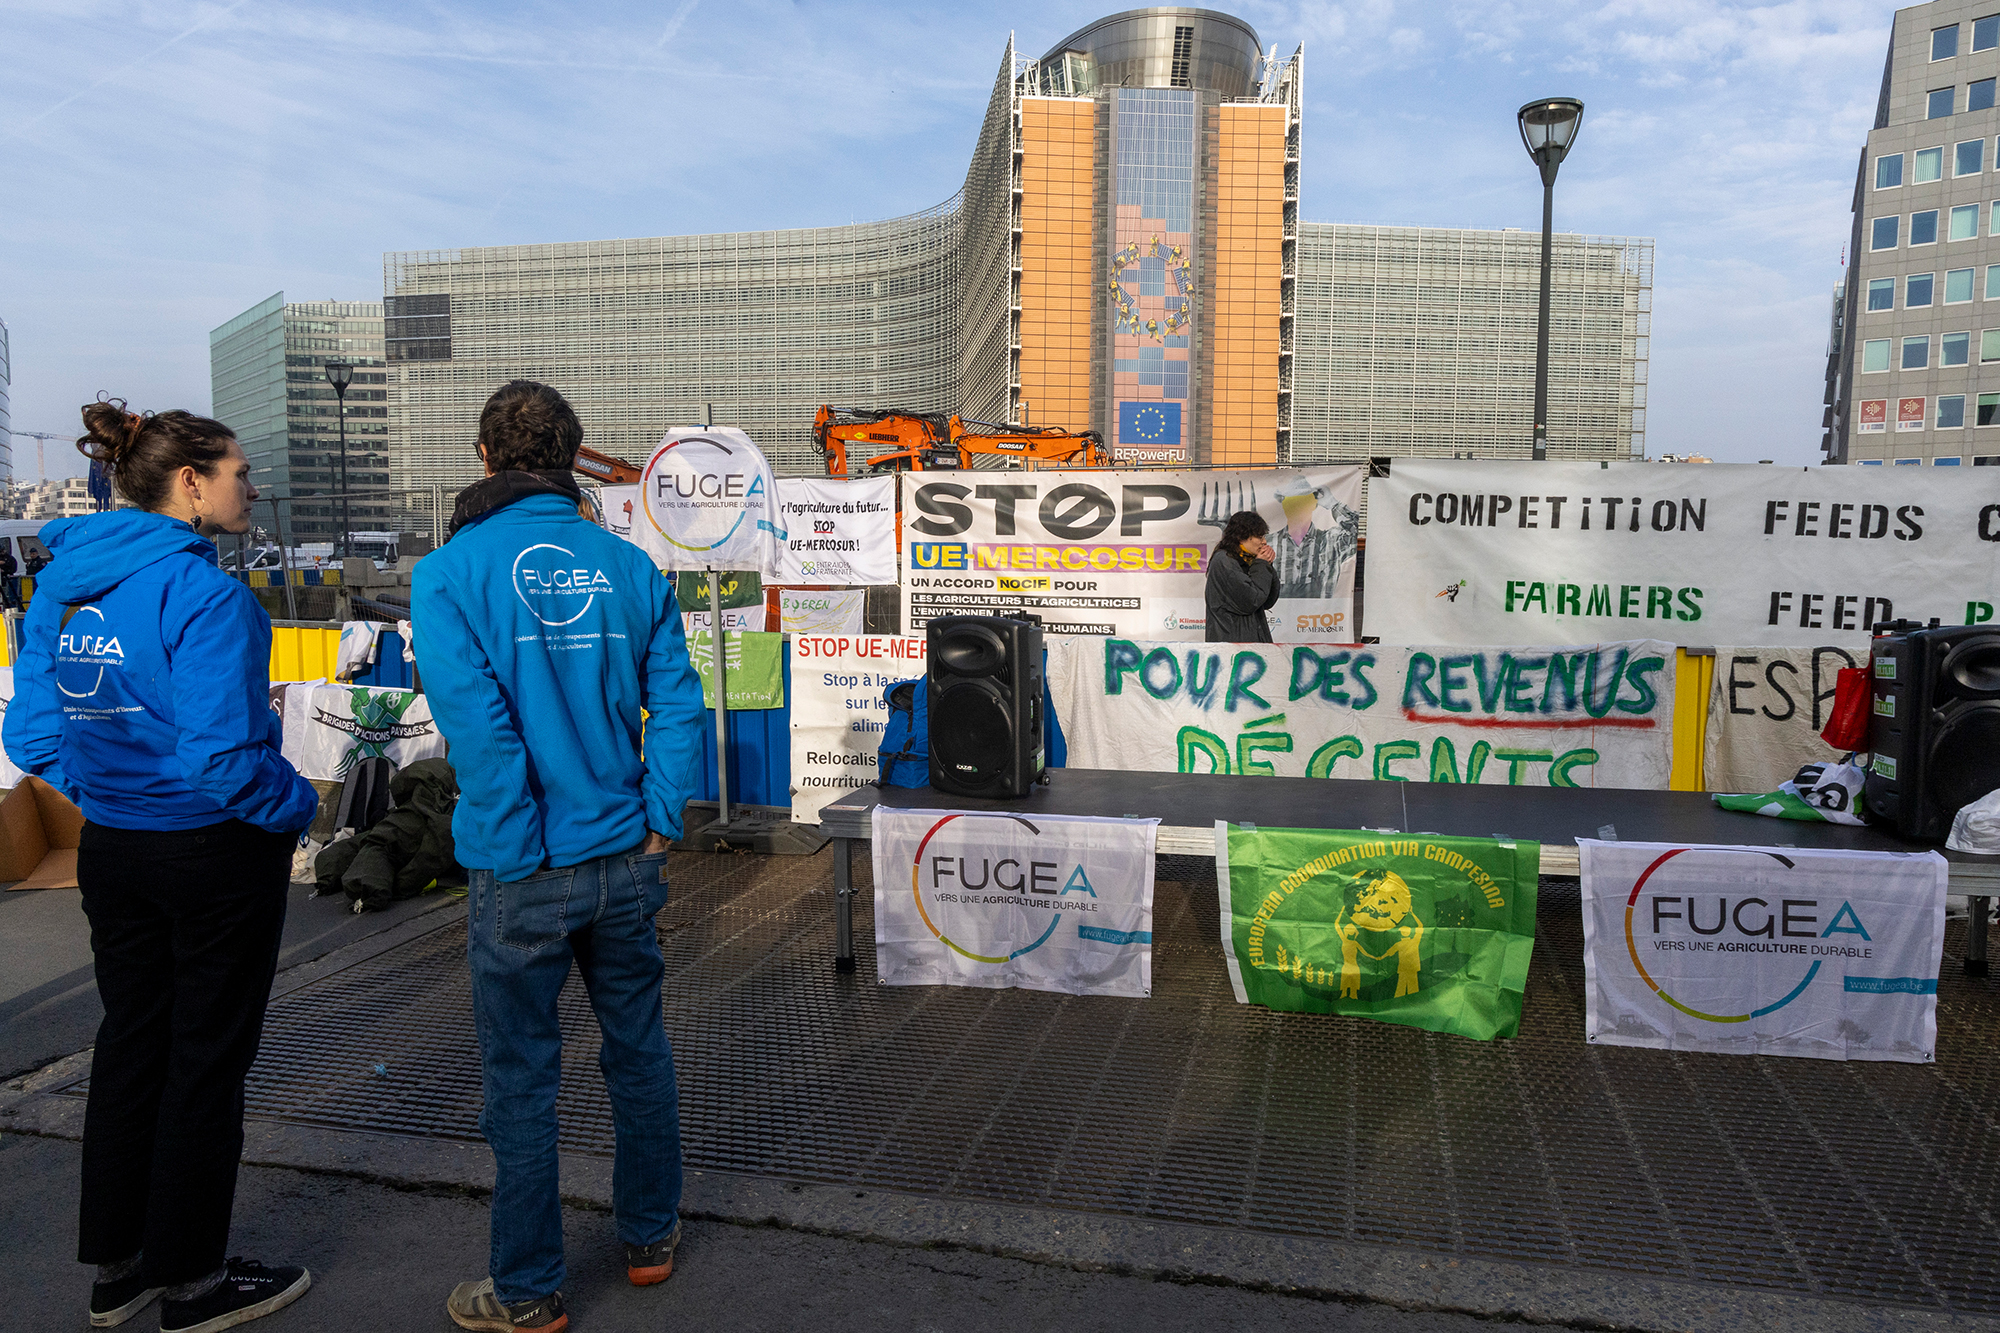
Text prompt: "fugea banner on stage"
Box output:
[[1579, 841, 1948, 1062], [873, 807, 1157, 997], [1047, 636, 1678, 789], [901, 466, 1363, 640], [788, 635, 928, 825], [1364, 459, 2000, 647]]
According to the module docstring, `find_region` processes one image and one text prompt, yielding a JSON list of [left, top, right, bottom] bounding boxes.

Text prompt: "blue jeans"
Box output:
[[468, 845, 681, 1303]]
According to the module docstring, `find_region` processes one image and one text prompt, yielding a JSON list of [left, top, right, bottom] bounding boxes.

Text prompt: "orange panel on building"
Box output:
[[1207, 103, 1287, 467], [1017, 99, 1097, 434]]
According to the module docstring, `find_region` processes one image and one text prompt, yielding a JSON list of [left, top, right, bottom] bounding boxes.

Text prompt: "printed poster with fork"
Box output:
[[900, 467, 1363, 641]]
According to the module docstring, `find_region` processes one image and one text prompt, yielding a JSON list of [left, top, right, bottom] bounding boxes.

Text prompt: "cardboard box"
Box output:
[[0, 777, 85, 890]]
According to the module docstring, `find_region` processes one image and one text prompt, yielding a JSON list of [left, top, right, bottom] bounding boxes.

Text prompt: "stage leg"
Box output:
[[834, 836, 856, 975], [1967, 896, 1990, 978]]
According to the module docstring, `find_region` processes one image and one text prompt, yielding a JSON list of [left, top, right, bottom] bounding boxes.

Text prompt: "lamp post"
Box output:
[[324, 361, 353, 555], [1517, 97, 1585, 461]]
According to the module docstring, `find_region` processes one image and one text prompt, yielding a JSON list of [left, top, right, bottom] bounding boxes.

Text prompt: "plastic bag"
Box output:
[[1819, 666, 1872, 750], [1947, 787, 2000, 853]]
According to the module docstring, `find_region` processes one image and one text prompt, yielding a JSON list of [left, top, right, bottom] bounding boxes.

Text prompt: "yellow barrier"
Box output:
[[271, 625, 341, 682], [1668, 648, 1713, 792]]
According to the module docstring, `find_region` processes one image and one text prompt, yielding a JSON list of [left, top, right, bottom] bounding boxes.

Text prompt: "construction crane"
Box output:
[[812, 406, 1109, 476], [4, 429, 75, 483]]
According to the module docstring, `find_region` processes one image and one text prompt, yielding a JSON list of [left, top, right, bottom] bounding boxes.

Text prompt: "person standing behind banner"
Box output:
[[0, 541, 19, 611], [4, 399, 319, 1333], [1204, 509, 1279, 643], [412, 380, 706, 1333]]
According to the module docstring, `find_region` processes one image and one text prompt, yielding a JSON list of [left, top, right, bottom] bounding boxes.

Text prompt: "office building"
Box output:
[[384, 7, 1651, 490], [20, 476, 96, 521], [211, 295, 393, 542], [1829, 0, 2000, 464], [0, 316, 12, 482]]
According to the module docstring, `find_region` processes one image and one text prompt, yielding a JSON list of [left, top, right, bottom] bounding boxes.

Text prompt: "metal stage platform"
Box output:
[[60, 844, 2000, 1319]]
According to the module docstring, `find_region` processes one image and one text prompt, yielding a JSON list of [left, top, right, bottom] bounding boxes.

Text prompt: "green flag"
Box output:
[[687, 630, 784, 710], [676, 570, 762, 611], [1216, 824, 1540, 1041]]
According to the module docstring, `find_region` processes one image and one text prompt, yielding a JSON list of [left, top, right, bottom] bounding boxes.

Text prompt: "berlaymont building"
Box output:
[[381, 8, 1654, 488]]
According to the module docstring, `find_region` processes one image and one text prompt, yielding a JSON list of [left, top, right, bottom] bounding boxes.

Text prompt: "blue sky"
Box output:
[[2, 0, 1897, 479]]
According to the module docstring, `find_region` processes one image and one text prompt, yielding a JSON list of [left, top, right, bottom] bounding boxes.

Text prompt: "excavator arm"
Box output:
[[572, 444, 643, 485], [813, 406, 1107, 475], [950, 419, 1110, 469]]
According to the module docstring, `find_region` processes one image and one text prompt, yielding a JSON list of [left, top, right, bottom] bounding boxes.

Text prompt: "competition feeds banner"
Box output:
[[902, 467, 1363, 641], [1365, 459, 2000, 647], [638, 427, 786, 576], [788, 635, 927, 824], [775, 476, 897, 585], [1579, 841, 1948, 1062], [281, 684, 446, 781], [873, 807, 1157, 997], [1216, 824, 1540, 1040], [1048, 637, 1677, 789]]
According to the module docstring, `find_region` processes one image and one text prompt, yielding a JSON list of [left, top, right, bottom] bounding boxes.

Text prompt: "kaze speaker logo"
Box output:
[[909, 812, 1104, 962]]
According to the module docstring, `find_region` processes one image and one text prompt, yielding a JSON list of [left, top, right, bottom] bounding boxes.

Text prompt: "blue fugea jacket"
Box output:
[[410, 491, 706, 882], [2, 510, 318, 833]]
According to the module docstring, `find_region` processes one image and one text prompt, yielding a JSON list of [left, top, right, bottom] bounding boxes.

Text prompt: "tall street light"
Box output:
[[1518, 97, 1585, 461], [324, 360, 353, 555]]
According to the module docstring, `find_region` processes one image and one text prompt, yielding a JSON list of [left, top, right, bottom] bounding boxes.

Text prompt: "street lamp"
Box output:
[[324, 360, 353, 555], [1518, 97, 1585, 462]]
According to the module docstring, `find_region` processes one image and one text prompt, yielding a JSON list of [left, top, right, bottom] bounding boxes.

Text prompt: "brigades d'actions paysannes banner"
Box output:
[[1364, 460, 2000, 647]]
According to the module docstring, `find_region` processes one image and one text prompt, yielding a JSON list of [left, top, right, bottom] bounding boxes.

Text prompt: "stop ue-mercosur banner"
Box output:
[[1578, 841, 1948, 1062], [789, 635, 927, 825], [873, 806, 1158, 997], [775, 476, 897, 585], [1216, 824, 1540, 1040], [901, 466, 1363, 642], [1047, 636, 1677, 789], [1364, 459, 2000, 648]]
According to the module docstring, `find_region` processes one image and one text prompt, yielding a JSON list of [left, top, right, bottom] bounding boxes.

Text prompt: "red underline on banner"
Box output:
[[1400, 709, 1657, 730]]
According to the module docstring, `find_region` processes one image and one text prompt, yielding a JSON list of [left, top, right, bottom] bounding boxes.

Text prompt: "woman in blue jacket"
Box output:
[[4, 400, 318, 1333]]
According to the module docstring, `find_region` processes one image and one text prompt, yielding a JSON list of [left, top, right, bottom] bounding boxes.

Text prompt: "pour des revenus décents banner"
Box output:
[[901, 466, 1363, 641], [1365, 460, 2000, 647], [1048, 636, 1677, 789]]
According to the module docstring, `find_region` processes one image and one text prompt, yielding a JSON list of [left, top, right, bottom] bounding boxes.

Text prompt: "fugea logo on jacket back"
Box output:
[[512, 544, 612, 626], [56, 606, 124, 698]]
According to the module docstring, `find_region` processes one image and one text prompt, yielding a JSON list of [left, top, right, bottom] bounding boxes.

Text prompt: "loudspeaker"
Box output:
[[927, 615, 1045, 798], [1864, 621, 2000, 841]]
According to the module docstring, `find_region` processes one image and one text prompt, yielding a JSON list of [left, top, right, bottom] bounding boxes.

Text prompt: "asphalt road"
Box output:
[[1, 1134, 1499, 1333]]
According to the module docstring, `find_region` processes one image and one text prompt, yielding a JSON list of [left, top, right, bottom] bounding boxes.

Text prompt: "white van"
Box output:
[[0, 520, 53, 574]]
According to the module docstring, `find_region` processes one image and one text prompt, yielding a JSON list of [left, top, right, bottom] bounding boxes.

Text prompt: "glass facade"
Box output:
[[1109, 88, 1198, 462]]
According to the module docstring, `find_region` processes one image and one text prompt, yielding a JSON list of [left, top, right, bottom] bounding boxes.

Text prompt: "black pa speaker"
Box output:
[[1864, 621, 2000, 841], [927, 616, 1045, 798]]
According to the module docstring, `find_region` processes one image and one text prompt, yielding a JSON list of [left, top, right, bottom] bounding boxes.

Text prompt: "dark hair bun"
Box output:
[[78, 398, 146, 468], [74, 398, 234, 510]]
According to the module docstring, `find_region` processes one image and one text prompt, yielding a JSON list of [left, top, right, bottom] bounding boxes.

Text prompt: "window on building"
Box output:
[[1869, 277, 1897, 310], [1917, 146, 1945, 181], [1982, 394, 2000, 425], [1940, 397, 1968, 428], [1914, 209, 1941, 244], [1977, 453, 2000, 461], [1939, 24, 1963, 59], [1877, 153, 1905, 188], [1947, 331, 1972, 365], [1864, 338, 1893, 372], [1931, 87, 1957, 118], [1985, 329, 2000, 361], [1859, 459, 1885, 465], [1948, 268, 1977, 302], [1910, 272, 1936, 306], [1874, 216, 1901, 250], [1937, 454, 1965, 462], [1974, 78, 1999, 112], [1979, 15, 2000, 50], [1895, 457, 1925, 464], [1960, 139, 1988, 175], [1953, 204, 1982, 239], [1905, 334, 1933, 368]]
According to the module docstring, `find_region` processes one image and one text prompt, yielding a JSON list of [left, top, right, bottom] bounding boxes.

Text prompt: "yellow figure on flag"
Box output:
[[1338, 867, 1424, 999]]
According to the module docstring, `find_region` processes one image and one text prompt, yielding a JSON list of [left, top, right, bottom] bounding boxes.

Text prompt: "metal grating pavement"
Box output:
[[82, 850, 2000, 1315]]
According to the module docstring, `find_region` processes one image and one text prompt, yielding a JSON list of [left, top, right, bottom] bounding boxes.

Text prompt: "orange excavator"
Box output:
[[572, 445, 642, 485], [812, 406, 1109, 476]]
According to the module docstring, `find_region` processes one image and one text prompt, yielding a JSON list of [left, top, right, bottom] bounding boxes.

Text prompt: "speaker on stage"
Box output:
[[927, 615, 1045, 798], [1865, 621, 2000, 841]]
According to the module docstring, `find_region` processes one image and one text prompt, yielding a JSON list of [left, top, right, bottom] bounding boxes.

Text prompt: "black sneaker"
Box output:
[[446, 1279, 567, 1331], [625, 1219, 682, 1286], [159, 1258, 311, 1333], [88, 1273, 164, 1327]]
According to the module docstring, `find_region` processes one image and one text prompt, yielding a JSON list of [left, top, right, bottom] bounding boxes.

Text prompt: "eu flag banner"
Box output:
[[1118, 401, 1181, 446]]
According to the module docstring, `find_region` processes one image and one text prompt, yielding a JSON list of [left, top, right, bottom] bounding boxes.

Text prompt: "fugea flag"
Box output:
[[872, 807, 1157, 997], [638, 427, 786, 576], [1579, 840, 1948, 1062], [1216, 824, 1540, 1040]]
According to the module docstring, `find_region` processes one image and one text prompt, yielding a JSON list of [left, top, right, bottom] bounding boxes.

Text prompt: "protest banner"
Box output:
[[1578, 840, 1948, 1061], [1047, 636, 1677, 788], [1364, 459, 2000, 647], [687, 630, 784, 710], [778, 588, 866, 634], [638, 427, 786, 576], [873, 807, 1157, 997], [775, 476, 897, 584], [901, 466, 1363, 640], [677, 570, 766, 633], [281, 683, 446, 781], [1703, 645, 1862, 793], [788, 634, 928, 824], [1216, 824, 1540, 1040]]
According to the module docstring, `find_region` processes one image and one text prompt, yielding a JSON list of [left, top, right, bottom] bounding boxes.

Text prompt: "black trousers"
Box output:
[[76, 818, 292, 1285]]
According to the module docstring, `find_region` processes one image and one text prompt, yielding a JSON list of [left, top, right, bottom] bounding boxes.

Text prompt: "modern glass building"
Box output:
[[210, 295, 392, 542], [383, 6, 1651, 493], [0, 316, 13, 482]]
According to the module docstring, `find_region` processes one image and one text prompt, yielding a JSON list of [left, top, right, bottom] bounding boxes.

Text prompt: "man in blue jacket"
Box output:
[[412, 381, 705, 1333]]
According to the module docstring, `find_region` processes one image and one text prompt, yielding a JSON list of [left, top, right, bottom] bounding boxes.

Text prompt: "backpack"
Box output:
[[876, 677, 929, 787]]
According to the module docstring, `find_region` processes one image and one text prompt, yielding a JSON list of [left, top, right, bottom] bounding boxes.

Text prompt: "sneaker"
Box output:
[[625, 1220, 682, 1286], [88, 1273, 164, 1327], [446, 1278, 568, 1331], [158, 1258, 310, 1333]]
